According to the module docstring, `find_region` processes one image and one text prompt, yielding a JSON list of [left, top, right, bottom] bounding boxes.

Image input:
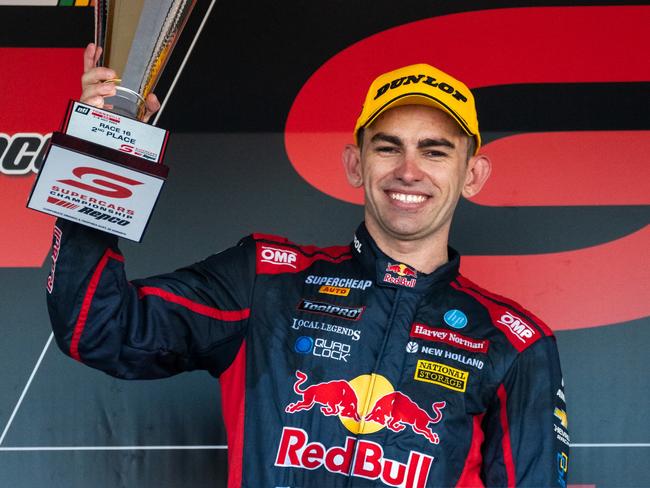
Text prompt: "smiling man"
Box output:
[[47, 55, 569, 487]]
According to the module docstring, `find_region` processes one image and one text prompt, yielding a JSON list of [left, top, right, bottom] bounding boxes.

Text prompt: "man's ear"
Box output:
[[342, 144, 363, 188], [462, 153, 492, 199]]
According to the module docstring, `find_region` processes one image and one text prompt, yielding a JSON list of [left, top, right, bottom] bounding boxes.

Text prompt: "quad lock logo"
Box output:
[[294, 336, 351, 362]]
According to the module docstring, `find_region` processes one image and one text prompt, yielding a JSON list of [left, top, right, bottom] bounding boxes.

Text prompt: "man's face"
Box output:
[[344, 104, 486, 249]]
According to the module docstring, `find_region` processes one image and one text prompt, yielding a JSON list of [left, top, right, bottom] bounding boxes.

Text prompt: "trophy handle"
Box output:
[[104, 83, 147, 120]]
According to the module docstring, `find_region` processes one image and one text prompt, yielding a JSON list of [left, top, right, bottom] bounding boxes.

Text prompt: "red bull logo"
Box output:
[[285, 370, 445, 442], [383, 262, 417, 288], [282, 371, 444, 484], [364, 391, 445, 444], [285, 370, 360, 421], [275, 427, 434, 487]]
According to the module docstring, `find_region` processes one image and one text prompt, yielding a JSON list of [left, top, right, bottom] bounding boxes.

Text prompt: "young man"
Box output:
[[47, 45, 569, 487]]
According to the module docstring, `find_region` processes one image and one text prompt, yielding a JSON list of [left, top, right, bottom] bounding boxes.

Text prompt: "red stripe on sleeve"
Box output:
[[456, 276, 553, 338], [136, 286, 250, 321], [219, 341, 247, 488], [455, 413, 486, 487], [497, 384, 517, 487], [70, 249, 124, 362]]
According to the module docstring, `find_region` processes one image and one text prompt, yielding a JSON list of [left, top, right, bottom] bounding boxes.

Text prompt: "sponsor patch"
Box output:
[[497, 311, 537, 344], [259, 245, 298, 268], [414, 359, 469, 392], [291, 318, 361, 341], [275, 427, 433, 487], [443, 309, 468, 329], [305, 274, 372, 290], [554, 424, 570, 447], [353, 234, 362, 253], [406, 341, 419, 353], [294, 336, 351, 362], [383, 262, 417, 288], [410, 323, 489, 354], [297, 299, 364, 321], [412, 344, 485, 370], [319, 285, 350, 296], [554, 407, 568, 428], [557, 452, 569, 488]]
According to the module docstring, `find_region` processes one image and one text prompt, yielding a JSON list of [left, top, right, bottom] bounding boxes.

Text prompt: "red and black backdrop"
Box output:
[[0, 2, 648, 486]]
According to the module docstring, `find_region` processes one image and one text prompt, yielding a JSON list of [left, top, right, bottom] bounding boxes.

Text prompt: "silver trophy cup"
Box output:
[[95, 0, 196, 120]]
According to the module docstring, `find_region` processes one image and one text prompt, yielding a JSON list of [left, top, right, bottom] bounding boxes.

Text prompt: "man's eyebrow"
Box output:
[[370, 133, 403, 147], [417, 138, 455, 150]]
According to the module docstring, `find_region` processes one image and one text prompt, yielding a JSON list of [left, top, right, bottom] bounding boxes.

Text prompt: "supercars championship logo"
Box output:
[[277, 370, 445, 486]]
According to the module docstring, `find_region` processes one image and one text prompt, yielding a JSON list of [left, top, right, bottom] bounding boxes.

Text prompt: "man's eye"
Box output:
[[425, 150, 447, 158], [376, 146, 398, 153]]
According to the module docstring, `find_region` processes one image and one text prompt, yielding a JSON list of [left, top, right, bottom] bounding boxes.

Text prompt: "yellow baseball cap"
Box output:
[[354, 63, 481, 154]]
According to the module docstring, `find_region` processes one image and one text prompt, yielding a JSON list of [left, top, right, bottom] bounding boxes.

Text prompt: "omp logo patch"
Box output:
[[260, 245, 298, 268], [497, 311, 537, 344], [414, 360, 469, 392]]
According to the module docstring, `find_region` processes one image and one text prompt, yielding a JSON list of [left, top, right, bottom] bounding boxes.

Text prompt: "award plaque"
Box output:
[[28, 0, 197, 242]]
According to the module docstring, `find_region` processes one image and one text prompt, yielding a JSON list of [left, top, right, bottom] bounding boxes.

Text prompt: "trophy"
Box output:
[[28, 0, 197, 242]]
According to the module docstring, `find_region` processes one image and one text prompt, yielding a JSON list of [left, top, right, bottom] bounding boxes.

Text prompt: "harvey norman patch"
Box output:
[[414, 359, 469, 392], [411, 323, 489, 354]]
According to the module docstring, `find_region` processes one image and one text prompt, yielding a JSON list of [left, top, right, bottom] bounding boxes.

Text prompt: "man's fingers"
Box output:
[[142, 93, 161, 123], [81, 82, 116, 106], [82, 43, 105, 73], [81, 67, 118, 88], [82, 95, 106, 109], [83, 43, 96, 73]]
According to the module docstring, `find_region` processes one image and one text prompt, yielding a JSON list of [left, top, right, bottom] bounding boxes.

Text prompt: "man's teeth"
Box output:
[[389, 192, 427, 203]]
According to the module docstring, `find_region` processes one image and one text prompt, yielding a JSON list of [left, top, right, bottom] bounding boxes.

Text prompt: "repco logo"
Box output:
[[260, 245, 298, 268], [0, 132, 50, 175], [58, 167, 143, 199]]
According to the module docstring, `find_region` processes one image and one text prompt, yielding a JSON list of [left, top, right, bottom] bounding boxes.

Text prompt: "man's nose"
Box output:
[[393, 152, 423, 182]]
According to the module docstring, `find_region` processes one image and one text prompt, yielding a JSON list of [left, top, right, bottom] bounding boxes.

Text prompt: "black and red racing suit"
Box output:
[[47, 219, 569, 487]]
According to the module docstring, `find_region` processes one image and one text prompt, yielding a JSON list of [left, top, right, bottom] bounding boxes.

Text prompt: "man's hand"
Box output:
[[81, 43, 161, 123]]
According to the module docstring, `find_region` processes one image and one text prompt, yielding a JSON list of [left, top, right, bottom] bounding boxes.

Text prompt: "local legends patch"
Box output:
[[297, 299, 364, 321]]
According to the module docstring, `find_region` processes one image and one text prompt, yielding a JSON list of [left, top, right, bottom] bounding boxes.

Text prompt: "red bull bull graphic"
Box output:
[[364, 391, 445, 444], [383, 262, 417, 288], [281, 371, 445, 484], [285, 370, 361, 421], [275, 427, 434, 488]]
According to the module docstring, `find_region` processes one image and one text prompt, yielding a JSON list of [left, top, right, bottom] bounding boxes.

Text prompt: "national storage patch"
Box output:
[[414, 359, 469, 392]]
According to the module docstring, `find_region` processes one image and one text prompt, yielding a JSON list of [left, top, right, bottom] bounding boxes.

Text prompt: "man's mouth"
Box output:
[[387, 191, 428, 204]]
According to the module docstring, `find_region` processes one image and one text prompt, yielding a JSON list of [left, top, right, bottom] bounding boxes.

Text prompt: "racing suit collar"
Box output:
[[351, 223, 460, 291]]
